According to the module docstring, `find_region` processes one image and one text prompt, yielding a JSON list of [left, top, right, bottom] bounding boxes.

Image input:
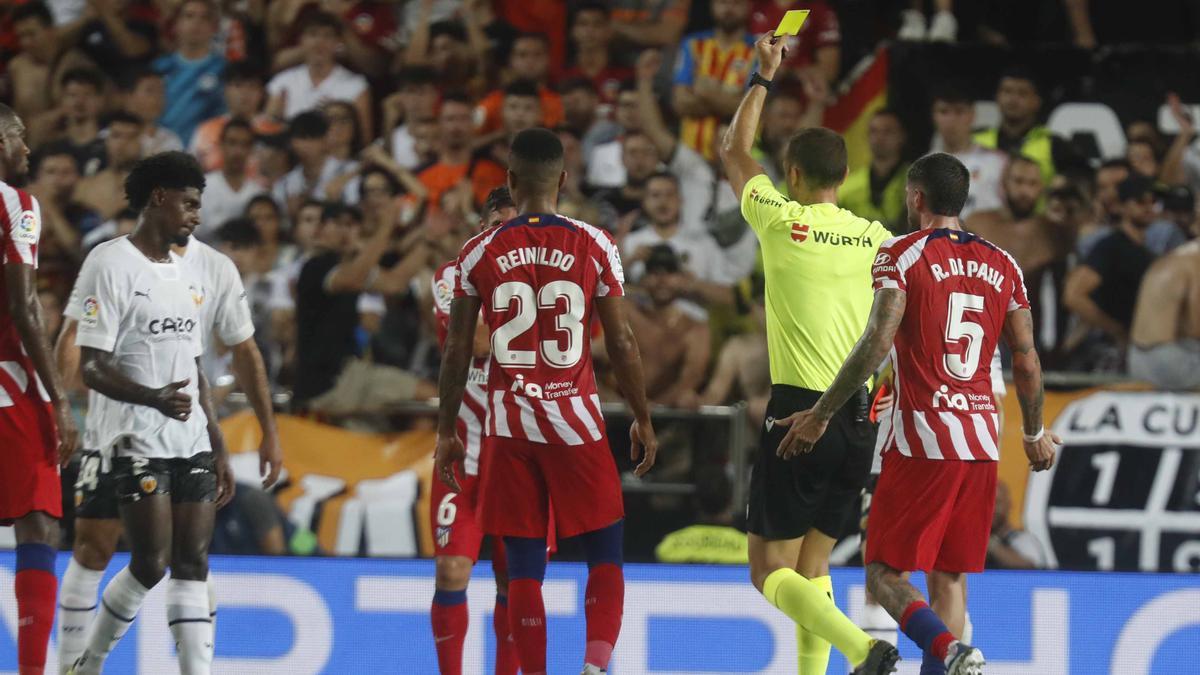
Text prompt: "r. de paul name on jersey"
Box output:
[[931, 257, 1006, 293]]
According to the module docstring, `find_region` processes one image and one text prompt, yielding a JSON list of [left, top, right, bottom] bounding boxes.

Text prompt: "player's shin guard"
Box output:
[[58, 557, 104, 671], [795, 576, 832, 675], [762, 568, 872, 668], [899, 601, 955, 663], [15, 543, 56, 675], [505, 536, 548, 675], [580, 521, 624, 671], [493, 594, 519, 675], [74, 567, 152, 675], [431, 589, 468, 674], [167, 579, 214, 675]]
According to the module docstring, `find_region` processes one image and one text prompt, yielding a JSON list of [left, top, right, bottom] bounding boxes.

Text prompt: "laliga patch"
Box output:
[[435, 278, 453, 309], [139, 474, 158, 494], [81, 296, 100, 328], [14, 210, 39, 244]]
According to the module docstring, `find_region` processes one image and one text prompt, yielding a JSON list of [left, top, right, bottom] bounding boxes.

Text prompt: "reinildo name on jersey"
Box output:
[[931, 257, 1006, 293], [495, 246, 575, 273]]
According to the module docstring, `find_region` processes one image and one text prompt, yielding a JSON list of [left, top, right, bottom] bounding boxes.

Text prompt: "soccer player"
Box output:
[[719, 34, 898, 675], [429, 186, 519, 675], [0, 103, 80, 675], [55, 213, 283, 668], [68, 152, 238, 675], [435, 128, 657, 675], [781, 152, 1059, 675]]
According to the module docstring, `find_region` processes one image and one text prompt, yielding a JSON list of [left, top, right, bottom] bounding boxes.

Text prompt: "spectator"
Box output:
[[384, 66, 439, 170], [191, 61, 282, 173], [1148, 185, 1194, 255], [268, 0, 396, 79], [748, 0, 841, 83], [154, 0, 226, 146], [973, 68, 1083, 188], [1082, 158, 1187, 257], [475, 79, 545, 167], [474, 32, 564, 135], [273, 111, 344, 220], [319, 100, 364, 200], [404, 18, 486, 96], [558, 77, 619, 152], [621, 172, 735, 308], [28, 66, 105, 168], [73, 111, 143, 219], [755, 91, 806, 185], [987, 482, 1047, 569], [245, 194, 299, 273], [1063, 175, 1158, 363], [610, 0, 691, 49], [414, 92, 507, 210], [672, 0, 755, 160], [200, 118, 266, 239], [1031, 185, 1089, 368], [654, 466, 748, 564], [6, 1, 92, 122], [210, 483, 289, 555], [81, 206, 138, 251], [838, 109, 909, 233], [119, 67, 184, 155], [554, 128, 601, 223], [625, 245, 712, 408], [56, 0, 156, 74], [1129, 206, 1200, 391], [26, 141, 101, 237], [930, 86, 1006, 219], [897, 0, 959, 42], [586, 81, 646, 188], [590, 131, 660, 232], [562, 3, 633, 113], [266, 11, 372, 138], [700, 264, 770, 425], [966, 155, 1044, 262]]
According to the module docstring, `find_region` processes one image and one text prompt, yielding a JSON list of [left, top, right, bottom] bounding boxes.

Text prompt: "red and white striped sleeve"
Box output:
[[0, 185, 40, 269], [577, 219, 624, 298]]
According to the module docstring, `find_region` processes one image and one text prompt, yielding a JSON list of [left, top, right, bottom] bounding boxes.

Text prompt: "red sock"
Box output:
[[15, 543, 57, 675], [431, 590, 468, 675], [507, 578, 547, 674], [584, 563, 624, 669], [493, 594, 519, 675]]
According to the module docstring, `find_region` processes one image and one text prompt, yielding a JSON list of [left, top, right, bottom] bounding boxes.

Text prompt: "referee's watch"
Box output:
[[749, 72, 773, 91]]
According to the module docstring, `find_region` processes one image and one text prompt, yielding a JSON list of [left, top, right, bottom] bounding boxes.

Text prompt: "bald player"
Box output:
[[1129, 214, 1200, 390]]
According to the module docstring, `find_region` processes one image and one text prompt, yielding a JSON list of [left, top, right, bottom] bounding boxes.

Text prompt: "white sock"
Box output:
[[962, 611, 973, 644], [75, 567, 153, 675], [168, 578, 214, 675], [206, 572, 218, 633], [58, 558, 104, 673], [860, 600, 899, 645]]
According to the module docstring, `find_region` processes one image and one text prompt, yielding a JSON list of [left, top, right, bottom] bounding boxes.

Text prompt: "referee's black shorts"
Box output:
[[747, 384, 876, 540]]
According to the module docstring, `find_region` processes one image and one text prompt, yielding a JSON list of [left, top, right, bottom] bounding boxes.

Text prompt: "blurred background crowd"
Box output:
[[2, 0, 1198, 561]]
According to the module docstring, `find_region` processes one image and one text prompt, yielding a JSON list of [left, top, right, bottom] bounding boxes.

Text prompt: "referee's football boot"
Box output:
[[946, 642, 986, 675], [851, 639, 901, 674]]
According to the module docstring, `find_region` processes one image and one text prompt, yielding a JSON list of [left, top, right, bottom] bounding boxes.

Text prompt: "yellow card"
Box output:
[[774, 9, 810, 37]]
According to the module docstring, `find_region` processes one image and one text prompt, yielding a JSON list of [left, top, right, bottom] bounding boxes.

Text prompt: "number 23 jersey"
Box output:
[[455, 213, 624, 446], [872, 228, 1029, 461]]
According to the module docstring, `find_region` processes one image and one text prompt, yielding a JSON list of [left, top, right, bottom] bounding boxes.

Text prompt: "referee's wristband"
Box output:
[[1023, 427, 1045, 443], [748, 72, 773, 91]]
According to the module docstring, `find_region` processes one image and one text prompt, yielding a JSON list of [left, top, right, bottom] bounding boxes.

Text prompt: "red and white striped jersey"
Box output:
[[0, 183, 49, 404], [872, 227, 1029, 462], [433, 260, 489, 475], [455, 213, 623, 446]]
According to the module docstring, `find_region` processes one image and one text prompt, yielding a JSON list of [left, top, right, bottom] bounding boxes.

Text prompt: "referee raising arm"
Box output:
[[719, 34, 899, 675]]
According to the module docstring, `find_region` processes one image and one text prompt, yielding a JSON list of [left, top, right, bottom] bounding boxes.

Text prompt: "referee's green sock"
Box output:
[[764, 568, 871, 668], [795, 575, 833, 674]]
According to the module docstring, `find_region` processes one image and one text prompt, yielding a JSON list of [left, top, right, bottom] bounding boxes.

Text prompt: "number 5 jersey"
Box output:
[[455, 213, 624, 447], [871, 228, 1030, 462]]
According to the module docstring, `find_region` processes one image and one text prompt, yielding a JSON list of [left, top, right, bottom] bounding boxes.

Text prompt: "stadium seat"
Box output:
[[1047, 103, 1126, 159]]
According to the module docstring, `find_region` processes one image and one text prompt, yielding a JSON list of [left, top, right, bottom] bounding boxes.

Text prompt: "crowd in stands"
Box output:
[[1, 0, 1198, 481]]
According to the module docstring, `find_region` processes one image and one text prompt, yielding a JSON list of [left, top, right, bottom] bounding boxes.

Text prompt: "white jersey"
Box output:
[[68, 237, 251, 459], [950, 145, 1007, 220]]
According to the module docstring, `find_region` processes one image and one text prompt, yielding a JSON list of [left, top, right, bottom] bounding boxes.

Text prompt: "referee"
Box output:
[[718, 34, 899, 675]]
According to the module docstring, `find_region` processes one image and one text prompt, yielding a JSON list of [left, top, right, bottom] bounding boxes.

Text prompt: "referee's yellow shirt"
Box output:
[[740, 174, 891, 391]]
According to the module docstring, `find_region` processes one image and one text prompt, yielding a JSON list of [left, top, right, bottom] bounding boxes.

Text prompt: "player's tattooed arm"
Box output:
[[1003, 308, 1044, 435], [80, 346, 193, 421], [198, 363, 236, 507], [812, 288, 908, 422], [434, 295, 482, 491]]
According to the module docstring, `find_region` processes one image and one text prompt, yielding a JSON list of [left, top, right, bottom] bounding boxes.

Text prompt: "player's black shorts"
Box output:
[[747, 384, 876, 540], [74, 450, 119, 520], [112, 453, 217, 505]]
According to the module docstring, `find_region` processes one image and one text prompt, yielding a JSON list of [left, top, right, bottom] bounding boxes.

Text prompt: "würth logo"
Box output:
[[791, 223, 810, 242]]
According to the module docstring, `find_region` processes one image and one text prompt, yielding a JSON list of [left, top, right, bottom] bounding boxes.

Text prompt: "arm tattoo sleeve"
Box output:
[[812, 289, 907, 420]]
